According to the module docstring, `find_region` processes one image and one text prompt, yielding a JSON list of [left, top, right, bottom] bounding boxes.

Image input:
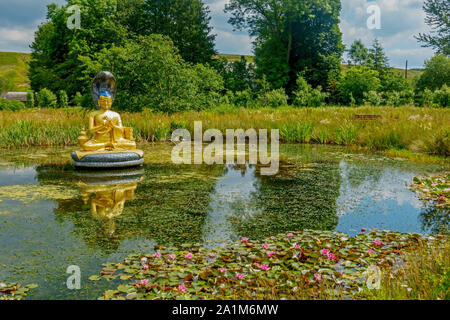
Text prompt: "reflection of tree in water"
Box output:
[[36, 164, 223, 253], [420, 204, 449, 235], [229, 160, 341, 240]]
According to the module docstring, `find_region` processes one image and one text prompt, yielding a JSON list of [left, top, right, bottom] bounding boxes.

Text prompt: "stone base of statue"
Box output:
[[72, 150, 144, 169]]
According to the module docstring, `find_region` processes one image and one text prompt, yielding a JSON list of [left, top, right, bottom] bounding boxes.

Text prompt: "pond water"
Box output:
[[0, 144, 448, 299]]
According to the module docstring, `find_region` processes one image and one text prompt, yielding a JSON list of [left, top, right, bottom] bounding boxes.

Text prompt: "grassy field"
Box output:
[[0, 106, 448, 161], [0, 52, 30, 91]]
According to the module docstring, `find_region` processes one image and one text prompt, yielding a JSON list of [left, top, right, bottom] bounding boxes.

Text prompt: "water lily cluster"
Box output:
[[408, 174, 450, 207], [90, 230, 434, 300], [0, 282, 38, 300]]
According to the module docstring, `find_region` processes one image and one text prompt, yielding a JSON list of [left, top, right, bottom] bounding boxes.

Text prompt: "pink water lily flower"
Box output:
[[236, 273, 245, 280], [253, 263, 260, 268], [178, 285, 187, 292], [209, 253, 215, 258], [260, 264, 270, 271], [373, 240, 382, 246], [154, 252, 161, 258], [314, 273, 322, 281], [219, 268, 227, 273], [169, 254, 176, 260], [262, 243, 269, 249], [321, 249, 330, 256], [328, 253, 336, 260], [140, 279, 149, 286], [286, 233, 294, 238], [368, 249, 374, 254], [185, 253, 193, 260], [294, 244, 301, 250], [267, 251, 275, 258], [241, 237, 249, 243], [142, 264, 149, 270]]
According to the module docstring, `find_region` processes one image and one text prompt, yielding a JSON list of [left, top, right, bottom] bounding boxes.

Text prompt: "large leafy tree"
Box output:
[[140, 0, 217, 64], [415, 0, 450, 55], [225, 0, 344, 93]]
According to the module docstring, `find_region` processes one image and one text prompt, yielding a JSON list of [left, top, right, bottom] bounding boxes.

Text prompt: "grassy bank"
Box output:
[[0, 106, 448, 158], [0, 52, 30, 91]]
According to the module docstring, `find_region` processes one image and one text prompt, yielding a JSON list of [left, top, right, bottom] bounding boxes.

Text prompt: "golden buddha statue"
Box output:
[[72, 71, 144, 167]]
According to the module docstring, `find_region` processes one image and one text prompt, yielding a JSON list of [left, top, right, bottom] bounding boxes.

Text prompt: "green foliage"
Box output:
[[348, 39, 369, 66], [433, 84, 450, 107], [416, 55, 450, 92], [225, 0, 344, 92], [293, 76, 328, 107], [216, 56, 255, 93], [26, 92, 35, 108], [364, 90, 384, 106], [338, 66, 380, 105], [36, 88, 57, 107], [415, 0, 450, 55], [368, 38, 389, 74], [385, 91, 402, 107], [0, 98, 26, 111], [140, 0, 217, 64], [380, 71, 410, 92], [257, 88, 288, 108], [72, 92, 83, 107], [80, 34, 223, 113], [57, 90, 68, 108]]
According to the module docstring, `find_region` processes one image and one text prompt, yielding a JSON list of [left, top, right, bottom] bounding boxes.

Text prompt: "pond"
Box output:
[[0, 143, 448, 299]]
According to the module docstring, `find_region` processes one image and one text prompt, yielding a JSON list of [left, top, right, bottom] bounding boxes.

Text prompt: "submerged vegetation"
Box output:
[[0, 283, 38, 300], [0, 107, 449, 160], [89, 230, 449, 300]]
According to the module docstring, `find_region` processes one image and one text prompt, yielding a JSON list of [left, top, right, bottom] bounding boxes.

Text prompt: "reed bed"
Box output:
[[0, 106, 448, 157]]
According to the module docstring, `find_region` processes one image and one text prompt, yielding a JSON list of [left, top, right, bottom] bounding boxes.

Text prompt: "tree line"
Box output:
[[15, 0, 449, 111]]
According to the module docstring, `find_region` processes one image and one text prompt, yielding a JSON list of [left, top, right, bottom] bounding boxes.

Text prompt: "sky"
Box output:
[[0, 0, 436, 68]]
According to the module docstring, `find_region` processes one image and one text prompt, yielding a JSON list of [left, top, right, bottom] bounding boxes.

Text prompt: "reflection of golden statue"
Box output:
[[80, 182, 139, 235], [72, 71, 144, 168]]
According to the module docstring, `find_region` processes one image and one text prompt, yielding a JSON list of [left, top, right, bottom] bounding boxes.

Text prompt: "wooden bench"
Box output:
[[355, 115, 382, 120]]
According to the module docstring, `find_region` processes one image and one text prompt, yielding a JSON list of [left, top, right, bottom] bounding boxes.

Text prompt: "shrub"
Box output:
[[416, 55, 450, 92], [57, 90, 68, 108], [0, 98, 26, 111], [385, 91, 401, 107], [26, 92, 35, 108], [36, 88, 57, 107], [399, 89, 415, 105], [71, 92, 84, 107], [364, 90, 384, 106], [433, 85, 450, 107], [257, 88, 288, 108], [0, 76, 15, 93], [417, 88, 435, 107], [293, 76, 328, 107], [338, 66, 380, 105]]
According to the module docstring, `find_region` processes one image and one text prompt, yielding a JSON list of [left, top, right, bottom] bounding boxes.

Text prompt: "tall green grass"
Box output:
[[0, 106, 449, 158]]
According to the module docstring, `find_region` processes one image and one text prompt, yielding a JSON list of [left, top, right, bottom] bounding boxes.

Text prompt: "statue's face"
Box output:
[[98, 96, 112, 110]]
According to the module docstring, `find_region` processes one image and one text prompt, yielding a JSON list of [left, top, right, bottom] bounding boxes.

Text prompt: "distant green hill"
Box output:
[[0, 52, 31, 91]]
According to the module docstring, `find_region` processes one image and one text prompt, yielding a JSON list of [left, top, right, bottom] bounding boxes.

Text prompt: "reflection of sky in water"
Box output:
[[0, 166, 38, 187], [202, 164, 261, 247], [335, 160, 429, 236]]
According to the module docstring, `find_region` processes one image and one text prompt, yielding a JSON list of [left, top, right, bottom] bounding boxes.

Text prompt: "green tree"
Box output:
[[225, 0, 344, 93], [348, 39, 369, 66], [416, 54, 450, 91], [29, 1, 130, 99], [338, 66, 380, 105], [415, 0, 450, 55], [79, 34, 223, 113], [141, 0, 216, 64], [368, 38, 389, 74]]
